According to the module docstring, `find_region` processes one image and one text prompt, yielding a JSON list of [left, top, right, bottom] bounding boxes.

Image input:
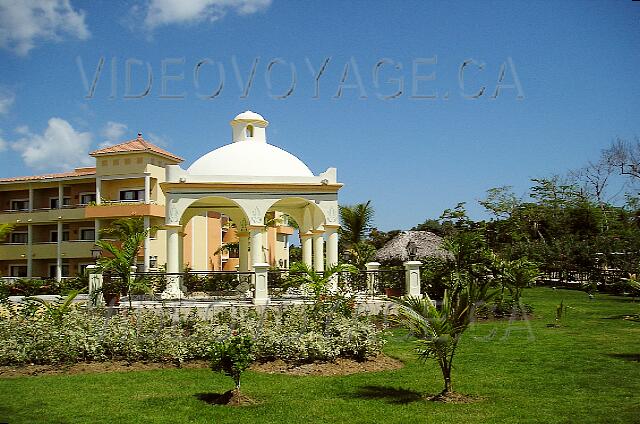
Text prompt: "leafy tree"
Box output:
[[209, 333, 255, 394]]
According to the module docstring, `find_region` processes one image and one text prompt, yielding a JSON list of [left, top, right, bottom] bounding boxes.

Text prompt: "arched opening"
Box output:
[[178, 196, 249, 272], [245, 125, 254, 138]]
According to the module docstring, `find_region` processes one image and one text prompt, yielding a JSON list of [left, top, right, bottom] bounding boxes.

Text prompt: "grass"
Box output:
[[1, 288, 639, 423]]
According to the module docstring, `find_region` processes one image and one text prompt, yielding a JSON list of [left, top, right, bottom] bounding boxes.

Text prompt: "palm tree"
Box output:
[[96, 218, 153, 308], [393, 273, 496, 396], [339, 201, 374, 247], [0, 223, 13, 241]]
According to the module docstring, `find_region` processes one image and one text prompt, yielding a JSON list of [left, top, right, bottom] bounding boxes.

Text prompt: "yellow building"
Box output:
[[0, 133, 293, 279]]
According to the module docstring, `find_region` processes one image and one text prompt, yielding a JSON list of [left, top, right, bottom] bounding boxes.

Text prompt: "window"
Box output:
[[10, 199, 29, 211], [10, 265, 27, 277], [119, 189, 144, 202], [50, 197, 71, 209], [79, 193, 96, 205], [79, 228, 95, 241], [246, 125, 254, 138], [50, 231, 70, 242], [10, 232, 27, 244], [48, 264, 69, 278]]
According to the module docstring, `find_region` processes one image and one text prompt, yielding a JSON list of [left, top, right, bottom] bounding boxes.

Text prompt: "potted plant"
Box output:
[[100, 272, 124, 306], [383, 273, 404, 297]]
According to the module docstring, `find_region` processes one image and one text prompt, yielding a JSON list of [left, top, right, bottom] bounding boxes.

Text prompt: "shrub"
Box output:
[[210, 333, 255, 390], [0, 302, 385, 366]]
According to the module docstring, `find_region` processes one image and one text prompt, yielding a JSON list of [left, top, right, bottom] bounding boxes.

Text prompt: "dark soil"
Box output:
[[249, 354, 404, 376], [0, 355, 403, 378], [195, 389, 256, 406], [0, 360, 209, 378], [426, 391, 484, 404]]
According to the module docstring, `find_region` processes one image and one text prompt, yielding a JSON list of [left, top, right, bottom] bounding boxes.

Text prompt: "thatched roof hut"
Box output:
[[375, 230, 449, 262]]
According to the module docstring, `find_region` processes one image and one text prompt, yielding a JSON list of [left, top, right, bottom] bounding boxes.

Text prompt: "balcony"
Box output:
[[0, 206, 87, 224], [0, 240, 95, 260], [84, 202, 165, 219]]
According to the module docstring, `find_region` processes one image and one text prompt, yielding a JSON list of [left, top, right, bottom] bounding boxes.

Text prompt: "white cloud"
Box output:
[[0, 88, 15, 114], [0, 0, 90, 56], [140, 0, 271, 30], [11, 118, 92, 171], [145, 131, 169, 147], [0, 130, 7, 151], [99, 121, 128, 147]]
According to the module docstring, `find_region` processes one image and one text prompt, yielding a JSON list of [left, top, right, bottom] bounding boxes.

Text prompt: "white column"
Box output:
[[28, 186, 34, 212], [325, 226, 339, 267], [56, 221, 63, 282], [313, 230, 324, 272], [143, 216, 150, 272], [253, 262, 269, 305], [94, 219, 101, 243], [144, 172, 151, 204], [301, 232, 313, 267], [404, 261, 422, 297], [95, 177, 102, 205], [238, 231, 249, 272], [26, 224, 33, 277], [162, 225, 183, 299], [166, 226, 180, 273], [250, 227, 264, 266], [58, 183, 64, 209], [178, 231, 185, 272]]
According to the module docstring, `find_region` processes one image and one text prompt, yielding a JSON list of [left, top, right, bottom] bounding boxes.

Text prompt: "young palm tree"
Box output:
[[96, 218, 153, 308], [289, 262, 357, 298], [393, 273, 496, 396]]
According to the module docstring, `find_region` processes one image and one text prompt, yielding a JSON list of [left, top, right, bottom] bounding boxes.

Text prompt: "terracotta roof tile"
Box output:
[[90, 133, 183, 162], [0, 167, 96, 183]]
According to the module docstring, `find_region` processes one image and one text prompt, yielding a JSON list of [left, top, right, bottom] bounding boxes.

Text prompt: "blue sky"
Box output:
[[0, 0, 639, 230]]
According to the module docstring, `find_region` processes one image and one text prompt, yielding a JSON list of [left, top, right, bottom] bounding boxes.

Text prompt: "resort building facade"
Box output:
[[0, 129, 293, 280]]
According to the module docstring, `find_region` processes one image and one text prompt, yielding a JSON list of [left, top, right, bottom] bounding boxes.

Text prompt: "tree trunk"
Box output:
[[442, 365, 452, 394]]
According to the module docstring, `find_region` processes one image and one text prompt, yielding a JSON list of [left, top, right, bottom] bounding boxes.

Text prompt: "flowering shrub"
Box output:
[[0, 303, 386, 366]]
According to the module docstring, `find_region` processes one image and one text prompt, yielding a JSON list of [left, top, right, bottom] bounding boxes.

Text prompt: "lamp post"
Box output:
[[406, 240, 418, 261]]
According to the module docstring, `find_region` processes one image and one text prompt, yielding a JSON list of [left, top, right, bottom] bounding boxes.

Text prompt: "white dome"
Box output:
[[187, 141, 314, 177], [233, 110, 266, 122]]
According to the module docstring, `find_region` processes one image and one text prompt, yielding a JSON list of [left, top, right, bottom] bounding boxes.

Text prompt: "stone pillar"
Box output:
[[26, 223, 33, 278], [301, 232, 313, 267], [95, 177, 102, 205], [250, 227, 264, 265], [312, 230, 324, 272], [253, 262, 270, 305], [143, 216, 150, 272], [56, 220, 63, 282], [86, 265, 103, 307], [325, 226, 339, 268], [237, 231, 249, 272], [144, 172, 151, 204], [404, 261, 422, 297], [162, 225, 184, 299], [366, 261, 380, 295]]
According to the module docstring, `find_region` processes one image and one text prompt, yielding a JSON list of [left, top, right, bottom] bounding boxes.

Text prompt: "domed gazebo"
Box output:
[[161, 111, 342, 300]]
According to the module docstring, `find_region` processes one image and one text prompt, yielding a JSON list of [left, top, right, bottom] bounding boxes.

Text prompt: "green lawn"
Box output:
[[1, 288, 639, 424]]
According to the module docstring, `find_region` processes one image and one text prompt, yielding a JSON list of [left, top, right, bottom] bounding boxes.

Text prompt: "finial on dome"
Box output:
[[137, 132, 143, 139], [230, 110, 268, 143]]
